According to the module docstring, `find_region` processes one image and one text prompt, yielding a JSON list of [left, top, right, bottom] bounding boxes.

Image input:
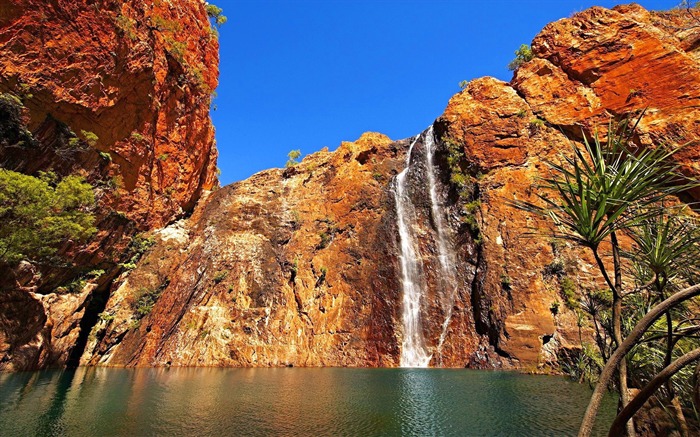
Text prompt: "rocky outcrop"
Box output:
[[82, 130, 500, 368], [82, 4, 700, 369], [436, 3, 700, 366], [0, 0, 218, 370], [5, 4, 700, 371], [83, 134, 405, 366]]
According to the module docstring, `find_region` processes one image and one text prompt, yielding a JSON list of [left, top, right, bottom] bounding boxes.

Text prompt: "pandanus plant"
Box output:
[[623, 211, 700, 435], [512, 114, 699, 436]]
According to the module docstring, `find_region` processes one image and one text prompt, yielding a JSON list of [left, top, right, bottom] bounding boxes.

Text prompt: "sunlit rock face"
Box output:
[[5, 4, 700, 371], [84, 5, 700, 369], [0, 0, 218, 371], [82, 132, 490, 368], [435, 4, 700, 366]]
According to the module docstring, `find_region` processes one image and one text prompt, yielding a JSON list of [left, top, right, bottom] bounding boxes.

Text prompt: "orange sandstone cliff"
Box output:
[[82, 5, 700, 369], [0, 0, 218, 370], [3, 4, 700, 371]]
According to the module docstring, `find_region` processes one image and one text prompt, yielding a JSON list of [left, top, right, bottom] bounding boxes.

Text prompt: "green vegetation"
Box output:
[[550, 301, 560, 316], [16, 82, 33, 101], [559, 276, 578, 310], [151, 14, 198, 87], [119, 235, 156, 270], [63, 277, 87, 294], [81, 130, 99, 147], [543, 259, 565, 278], [98, 312, 115, 323], [458, 80, 468, 89], [0, 169, 96, 264], [500, 274, 512, 290], [0, 93, 35, 148], [165, 37, 187, 63], [132, 287, 162, 319], [213, 271, 228, 284], [115, 14, 138, 41], [286, 149, 302, 167], [318, 266, 328, 284], [290, 259, 298, 276], [529, 118, 545, 131], [86, 269, 105, 279], [57, 269, 105, 294], [205, 3, 227, 27], [443, 137, 469, 194], [108, 175, 124, 191], [157, 153, 169, 162], [151, 14, 181, 33], [507, 44, 534, 71], [562, 343, 604, 386], [131, 132, 145, 142], [442, 136, 484, 245], [68, 137, 82, 148], [99, 151, 112, 162], [513, 115, 700, 435], [317, 232, 331, 249]]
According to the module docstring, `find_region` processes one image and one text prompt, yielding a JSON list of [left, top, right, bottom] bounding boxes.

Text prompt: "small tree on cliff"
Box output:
[[0, 169, 96, 265], [205, 3, 227, 27], [513, 115, 700, 436], [507, 44, 534, 71], [286, 149, 302, 167]]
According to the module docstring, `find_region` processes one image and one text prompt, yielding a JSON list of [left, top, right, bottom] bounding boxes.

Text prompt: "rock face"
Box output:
[[83, 131, 497, 367], [5, 4, 700, 371], [0, 0, 218, 370], [84, 4, 700, 369]]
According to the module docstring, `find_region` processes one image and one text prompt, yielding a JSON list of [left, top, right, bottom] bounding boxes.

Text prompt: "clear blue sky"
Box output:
[[212, 0, 677, 185]]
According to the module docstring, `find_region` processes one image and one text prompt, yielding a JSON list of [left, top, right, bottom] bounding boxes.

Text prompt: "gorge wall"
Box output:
[[0, 0, 218, 370], [82, 4, 700, 369], [3, 3, 700, 371]]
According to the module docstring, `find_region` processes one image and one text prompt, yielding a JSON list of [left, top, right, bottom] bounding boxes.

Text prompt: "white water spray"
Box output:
[[395, 136, 432, 368], [424, 127, 460, 359]]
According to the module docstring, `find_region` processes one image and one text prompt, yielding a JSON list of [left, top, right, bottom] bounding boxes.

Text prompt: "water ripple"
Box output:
[[0, 368, 617, 437]]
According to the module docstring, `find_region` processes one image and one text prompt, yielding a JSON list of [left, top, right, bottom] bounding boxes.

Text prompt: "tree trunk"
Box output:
[[670, 396, 689, 437], [607, 348, 700, 437], [694, 362, 700, 417], [599, 232, 635, 436], [577, 283, 700, 437]]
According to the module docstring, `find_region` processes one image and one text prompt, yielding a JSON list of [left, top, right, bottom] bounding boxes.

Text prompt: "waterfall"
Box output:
[[395, 127, 461, 368], [424, 127, 459, 359], [395, 135, 432, 368]]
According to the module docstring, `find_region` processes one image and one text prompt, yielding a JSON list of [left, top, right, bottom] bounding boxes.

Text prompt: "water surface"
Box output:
[[0, 368, 616, 436]]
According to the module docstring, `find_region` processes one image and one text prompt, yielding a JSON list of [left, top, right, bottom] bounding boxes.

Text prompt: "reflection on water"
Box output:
[[0, 368, 616, 436]]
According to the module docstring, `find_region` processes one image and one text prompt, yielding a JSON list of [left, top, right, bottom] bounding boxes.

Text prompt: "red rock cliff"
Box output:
[[83, 4, 700, 370], [0, 0, 219, 370], [4, 4, 700, 372]]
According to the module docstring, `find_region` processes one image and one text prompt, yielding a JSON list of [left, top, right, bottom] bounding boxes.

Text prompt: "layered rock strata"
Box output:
[[0, 0, 218, 370], [86, 4, 700, 369], [4, 4, 700, 371]]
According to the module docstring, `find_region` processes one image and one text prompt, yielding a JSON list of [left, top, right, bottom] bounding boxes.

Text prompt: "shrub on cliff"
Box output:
[[0, 93, 35, 148], [507, 44, 534, 71], [286, 149, 302, 167], [205, 3, 227, 27], [0, 169, 96, 264]]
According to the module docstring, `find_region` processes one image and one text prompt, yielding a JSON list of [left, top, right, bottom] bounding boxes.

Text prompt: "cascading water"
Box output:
[[395, 127, 461, 368], [424, 127, 460, 359], [395, 136, 432, 368]]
